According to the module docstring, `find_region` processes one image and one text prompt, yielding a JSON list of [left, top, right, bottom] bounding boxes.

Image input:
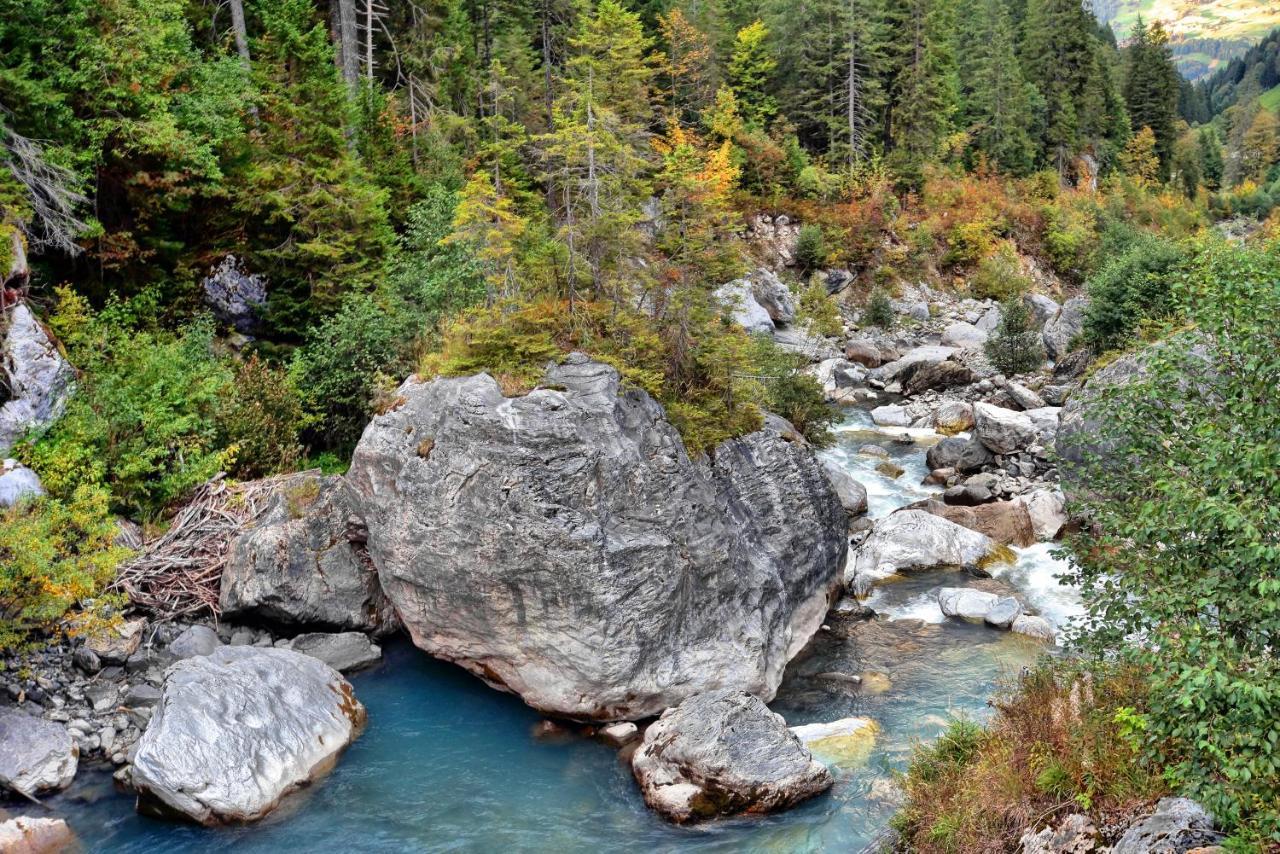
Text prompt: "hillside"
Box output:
[[1093, 0, 1280, 78]]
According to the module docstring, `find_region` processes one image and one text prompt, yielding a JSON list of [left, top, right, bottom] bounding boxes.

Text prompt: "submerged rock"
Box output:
[[345, 356, 846, 720], [132, 646, 365, 825], [631, 690, 832, 823], [219, 473, 396, 634], [284, 632, 382, 673], [846, 510, 1002, 595], [0, 303, 75, 455], [790, 717, 878, 767], [0, 708, 78, 795]]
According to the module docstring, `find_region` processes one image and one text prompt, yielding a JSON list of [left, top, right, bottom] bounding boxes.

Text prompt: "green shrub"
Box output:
[[944, 218, 997, 267], [743, 336, 837, 448], [797, 278, 843, 338], [1041, 199, 1100, 282], [1082, 232, 1187, 352], [217, 354, 304, 478], [970, 241, 1031, 301], [24, 290, 234, 520], [794, 223, 828, 272], [984, 297, 1044, 375], [863, 289, 895, 329], [0, 486, 130, 651], [1063, 240, 1280, 845]]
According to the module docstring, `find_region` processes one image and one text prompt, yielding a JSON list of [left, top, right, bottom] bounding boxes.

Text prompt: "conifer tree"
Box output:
[[1197, 127, 1224, 190], [728, 21, 778, 128], [1123, 18, 1179, 180], [658, 9, 717, 127], [884, 0, 957, 185], [957, 0, 1036, 173]]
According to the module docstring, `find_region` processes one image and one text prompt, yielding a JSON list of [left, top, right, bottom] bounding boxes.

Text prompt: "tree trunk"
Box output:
[[337, 0, 359, 88], [229, 0, 251, 66]]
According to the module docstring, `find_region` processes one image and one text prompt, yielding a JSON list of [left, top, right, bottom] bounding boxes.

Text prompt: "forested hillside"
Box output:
[[1092, 0, 1280, 79], [1, 0, 1279, 850]]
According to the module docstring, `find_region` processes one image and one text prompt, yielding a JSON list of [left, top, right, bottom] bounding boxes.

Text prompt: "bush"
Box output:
[[794, 223, 828, 272], [743, 336, 837, 448], [1082, 232, 1186, 352], [0, 486, 130, 651], [1041, 197, 1100, 283], [216, 355, 303, 478], [970, 241, 1032, 301], [863, 289, 895, 329], [23, 290, 234, 520], [797, 278, 843, 338], [1062, 240, 1280, 846], [944, 219, 998, 267], [984, 297, 1044, 375]]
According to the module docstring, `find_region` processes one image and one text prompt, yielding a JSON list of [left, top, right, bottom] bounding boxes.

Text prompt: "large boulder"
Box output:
[[870, 404, 910, 427], [844, 339, 883, 368], [344, 356, 846, 720], [1023, 293, 1061, 329], [630, 689, 832, 823], [926, 436, 991, 474], [1112, 798, 1220, 854], [1018, 489, 1068, 540], [821, 459, 868, 516], [219, 473, 396, 634], [846, 509, 1001, 595], [973, 402, 1037, 455], [131, 646, 366, 825], [1042, 296, 1087, 362], [715, 279, 774, 334], [0, 709, 78, 796], [284, 632, 382, 673], [0, 304, 74, 455], [911, 497, 1037, 547], [0, 458, 44, 508], [902, 360, 975, 395], [750, 270, 797, 325], [933, 401, 974, 435], [940, 322, 988, 350], [870, 346, 958, 385]]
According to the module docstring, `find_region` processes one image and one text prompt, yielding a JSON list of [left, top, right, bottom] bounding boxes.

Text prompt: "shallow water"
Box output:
[[40, 405, 1076, 853]]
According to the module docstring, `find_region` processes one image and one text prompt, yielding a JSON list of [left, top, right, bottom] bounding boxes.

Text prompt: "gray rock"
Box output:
[[870, 404, 910, 427], [72, 646, 101, 675], [201, 255, 266, 334], [1019, 812, 1098, 853], [1112, 797, 1220, 854], [844, 339, 882, 368], [902, 360, 975, 395], [0, 708, 78, 795], [938, 587, 1000, 620], [984, 596, 1023, 628], [1056, 350, 1147, 478], [1006, 382, 1046, 411], [715, 278, 775, 334], [824, 269, 853, 294], [219, 473, 395, 634], [750, 270, 797, 325], [940, 321, 988, 350], [1011, 615, 1056, 643], [1018, 490, 1067, 541], [169, 625, 221, 660], [821, 460, 868, 516], [344, 356, 846, 720], [1023, 294, 1061, 329], [973, 402, 1037, 454], [630, 690, 831, 823], [1042, 296, 1087, 362], [131, 646, 366, 825], [84, 617, 147, 666], [285, 632, 381, 673], [976, 305, 1001, 332], [933, 400, 974, 434], [0, 304, 75, 455], [0, 459, 44, 507], [123, 683, 163, 707], [599, 721, 639, 747], [847, 510, 999, 595], [927, 436, 968, 471], [773, 325, 841, 361], [870, 346, 958, 385]]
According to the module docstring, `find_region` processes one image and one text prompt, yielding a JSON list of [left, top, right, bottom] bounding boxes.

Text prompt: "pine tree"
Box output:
[[956, 0, 1036, 173], [885, 0, 957, 185], [1197, 127, 1224, 190], [1123, 18, 1179, 181], [984, 297, 1044, 374]]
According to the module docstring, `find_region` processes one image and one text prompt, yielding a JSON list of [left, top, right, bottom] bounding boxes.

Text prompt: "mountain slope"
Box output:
[[1093, 0, 1280, 79]]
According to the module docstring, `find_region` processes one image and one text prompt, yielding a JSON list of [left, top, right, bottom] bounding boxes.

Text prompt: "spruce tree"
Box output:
[[1123, 18, 1179, 181], [957, 0, 1036, 173], [885, 0, 957, 185], [984, 297, 1044, 374]]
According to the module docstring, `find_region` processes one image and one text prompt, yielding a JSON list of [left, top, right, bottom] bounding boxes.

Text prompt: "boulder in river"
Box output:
[[911, 498, 1037, 547], [870, 404, 910, 427], [0, 816, 78, 853], [790, 717, 878, 767], [821, 459, 868, 516], [973, 402, 1038, 455], [283, 632, 382, 673], [631, 690, 832, 823], [345, 356, 846, 720], [0, 303, 75, 456], [0, 708, 78, 795], [846, 510, 1003, 595], [131, 645, 365, 825], [219, 473, 397, 634], [870, 346, 958, 385]]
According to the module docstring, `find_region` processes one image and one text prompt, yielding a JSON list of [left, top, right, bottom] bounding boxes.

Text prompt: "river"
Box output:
[[41, 406, 1081, 852]]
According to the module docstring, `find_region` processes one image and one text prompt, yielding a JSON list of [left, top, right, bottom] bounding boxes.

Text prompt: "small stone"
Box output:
[[123, 683, 162, 708], [599, 722, 639, 748], [169, 625, 221, 660], [72, 646, 101, 675]]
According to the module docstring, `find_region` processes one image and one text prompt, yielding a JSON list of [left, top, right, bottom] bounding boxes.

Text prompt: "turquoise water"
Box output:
[[39, 407, 1071, 852]]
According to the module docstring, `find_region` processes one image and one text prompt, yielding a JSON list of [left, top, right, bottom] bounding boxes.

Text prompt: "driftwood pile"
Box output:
[[109, 470, 319, 621]]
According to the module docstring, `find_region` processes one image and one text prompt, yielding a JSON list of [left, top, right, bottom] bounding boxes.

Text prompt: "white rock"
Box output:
[[599, 722, 639, 747], [973, 402, 1037, 454], [0, 459, 45, 508], [131, 646, 365, 825], [0, 816, 77, 852], [0, 709, 78, 795], [940, 322, 988, 350], [1011, 614, 1056, 643], [938, 588, 1000, 620], [870, 405, 911, 427], [1018, 490, 1068, 541], [846, 510, 998, 595], [0, 304, 75, 455], [715, 279, 774, 334]]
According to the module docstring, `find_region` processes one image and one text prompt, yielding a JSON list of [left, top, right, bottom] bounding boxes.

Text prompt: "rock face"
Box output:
[[201, 254, 266, 334], [0, 458, 44, 507], [1042, 296, 1087, 362], [846, 510, 1000, 595], [219, 473, 396, 634], [0, 304, 74, 455], [0, 708, 78, 795], [1019, 813, 1099, 854], [131, 646, 366, 825], [630, 690, 832, 823], [715, 278, 775, 334], [345, 356, 846, 720], [1112, 798, 1220, 854], [1056, 350, 1145, 477]]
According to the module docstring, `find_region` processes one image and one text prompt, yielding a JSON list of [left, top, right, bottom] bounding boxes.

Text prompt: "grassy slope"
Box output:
[[1095, 0, 1280, 78]]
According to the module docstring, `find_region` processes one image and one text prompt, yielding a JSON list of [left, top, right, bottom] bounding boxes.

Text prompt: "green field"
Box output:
[[1260, 84, 1280, 112]]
